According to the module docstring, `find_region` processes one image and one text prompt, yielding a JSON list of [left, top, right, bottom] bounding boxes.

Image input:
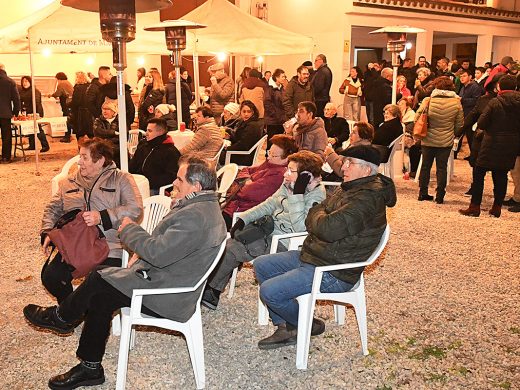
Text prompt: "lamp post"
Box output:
[[145, 20, 206, 130], [369, 26, 425, 104], [61, 0, 172, 171]]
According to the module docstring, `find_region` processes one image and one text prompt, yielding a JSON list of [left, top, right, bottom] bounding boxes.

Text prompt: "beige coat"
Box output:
[[180, 118, 223, 159], [240, 86, 264, 118]]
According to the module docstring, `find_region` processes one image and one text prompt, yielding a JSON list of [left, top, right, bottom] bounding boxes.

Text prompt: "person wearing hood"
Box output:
[[283, 65, 314, 120], [93, 99, 121, 168], [253, 144, 397, 350], [182, 106, 223, 160], [459, 75, 520, 218], [154, 103, 177, 132], [219, 100, 264, 166], [17, 76, 50, 152], [165, 68, 192, 127], [202, 150, 326, 310], [415, 76, 463, 204], [285, 101, 328, 160], [38, 137, 142, 304], [129, 118, 180, 195], [240, 69, 266, 119], [206, 63, 234, 122]]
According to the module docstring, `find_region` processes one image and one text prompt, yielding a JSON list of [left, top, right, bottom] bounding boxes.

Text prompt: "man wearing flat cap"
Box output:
[[253, 144, 397, 350], [485, 55, 517, 89], [206, 63, 234, 122]]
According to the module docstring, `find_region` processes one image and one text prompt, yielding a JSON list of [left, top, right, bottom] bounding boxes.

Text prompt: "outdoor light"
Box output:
[[86, 56, 95, 65], [370, 26, 425, 103], [137, 56, 145, 66], [217, 52, 227, 62], [145, 20, 206, 128], [42, 48, 52, 57], [257, 55, 264, 63], [61, 0, 173, 172], [406, 42, 413, 50]]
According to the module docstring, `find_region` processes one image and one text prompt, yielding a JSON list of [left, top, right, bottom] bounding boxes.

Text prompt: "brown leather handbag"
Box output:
[[413, 99, 430, 140], [47, 211, 109, 278]]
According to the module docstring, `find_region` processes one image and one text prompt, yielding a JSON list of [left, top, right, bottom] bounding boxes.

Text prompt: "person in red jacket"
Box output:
[[222, 135, 298, 229]]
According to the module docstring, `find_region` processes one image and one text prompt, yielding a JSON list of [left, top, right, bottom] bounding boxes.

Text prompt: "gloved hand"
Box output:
[[293, 171, 312, 195], [230, 218, 245, 239]]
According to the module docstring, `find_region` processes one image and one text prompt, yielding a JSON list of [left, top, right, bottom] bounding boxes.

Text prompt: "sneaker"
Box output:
[[201, 287, 220, 310], [258, 324, 297, 350], [23, 304, 75, 335], [48, 362, 105, 390]]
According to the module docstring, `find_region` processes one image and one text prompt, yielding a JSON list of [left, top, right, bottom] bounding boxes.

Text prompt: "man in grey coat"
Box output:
[[23, 156, 227, 389]]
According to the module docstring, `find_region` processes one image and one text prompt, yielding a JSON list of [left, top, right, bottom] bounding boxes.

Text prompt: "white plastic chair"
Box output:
[[209, 142, 225, 162], [295, 224, 390, 370], [321, 181, 341, 189], [224, 135, 267, 168], [128, 129, 145, 157], [115, 239, 227, 390], [378, 134, 404, 180], [51, 155, 80, 196], [131, 173, 150, 200], [216, 163, 239, 198], [112, 195, 172, 337]]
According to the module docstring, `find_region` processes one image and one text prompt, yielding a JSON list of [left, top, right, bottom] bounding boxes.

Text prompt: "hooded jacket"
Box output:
[[301, 174, 396, 285], [264, 84, 285, 125], [287, 117, 328, 159], [415, 89, 463, 148], [283, 76, 314, 119], [476, 90, 520, 169], [240, 77, 266, 118], [129, 133, 181, 191]]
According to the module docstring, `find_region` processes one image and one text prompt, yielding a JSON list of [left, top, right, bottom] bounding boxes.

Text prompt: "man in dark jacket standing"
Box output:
[[0, 64, 20, 163], [456, 70, 484, 157], [254, 145, 396, 349], [283, 65, 314, 120], [311, 54, 333, 119], [86, 66, 112, 119], [23, 156, 226, 389]]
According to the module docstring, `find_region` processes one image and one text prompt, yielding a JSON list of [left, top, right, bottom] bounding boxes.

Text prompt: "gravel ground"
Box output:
[[0, 139, 518, 390]]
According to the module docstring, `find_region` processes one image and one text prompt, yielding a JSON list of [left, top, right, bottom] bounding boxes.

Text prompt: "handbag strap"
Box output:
[[84, 168, 115, 211]]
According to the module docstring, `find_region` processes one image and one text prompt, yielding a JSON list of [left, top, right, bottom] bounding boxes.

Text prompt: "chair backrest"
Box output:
[[193, 239, 228, 291], [141, 195, 172, 234], [51, 155, 80, 196], [251, 134, 268, 164], [225, 134, 267, 166], [287, 235, 307, 251], [217, 163, 239, 195], [210, 142, 225, 162], [361, 224, 391, 268], [131, 174, 151, 200], [128, 129, 145, 156]]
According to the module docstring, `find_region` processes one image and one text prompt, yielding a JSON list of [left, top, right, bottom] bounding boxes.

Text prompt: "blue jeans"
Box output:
[[254, 250, 353, 327]]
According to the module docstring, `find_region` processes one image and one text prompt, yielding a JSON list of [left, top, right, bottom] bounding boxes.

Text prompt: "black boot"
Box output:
[[23, 304, 75, 335], [38, 130, 50, 152], [27, 135, 36, 150], [48, 362, 105, 390]]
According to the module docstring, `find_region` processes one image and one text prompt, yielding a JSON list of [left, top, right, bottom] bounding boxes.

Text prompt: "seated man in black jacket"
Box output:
[[129, 118, 180, 195], [323, 102, 349, 151], [254, 145, 396, 349]]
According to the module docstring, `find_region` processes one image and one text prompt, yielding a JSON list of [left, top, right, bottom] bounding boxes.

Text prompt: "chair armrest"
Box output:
[[314, 261, 373, 274], [270, 232, 308, 254]]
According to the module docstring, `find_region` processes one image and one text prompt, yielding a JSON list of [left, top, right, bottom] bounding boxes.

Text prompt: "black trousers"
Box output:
[[41, 253, 121, 304], [408, 144, 422, 174], [470, 166, 508, 206], [0, 118, 12, 159], [59, 271, 158, 362], [455, 127, 474, 155], [28, 124, 49, 149], [419, 146, 451, 197], [315, 100, 328, 119]]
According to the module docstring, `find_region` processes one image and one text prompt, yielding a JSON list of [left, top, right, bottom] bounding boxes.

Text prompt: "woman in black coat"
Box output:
[[323, 102, 349, 152], [138, 69, 165, 130], [18, 76, 50, 152], [69, 71, 93, 140], [165, 67, 193, 128], [219, 100, 264, 166], [129, 117, 180, 195], [460, 75, 520, 218]]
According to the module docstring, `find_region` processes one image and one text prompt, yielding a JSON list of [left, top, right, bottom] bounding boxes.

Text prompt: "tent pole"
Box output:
[[193, 37, 201, 107], [28, 29, 40, 174], [174, 51, 183, 128], [229, 54, 234, 101]]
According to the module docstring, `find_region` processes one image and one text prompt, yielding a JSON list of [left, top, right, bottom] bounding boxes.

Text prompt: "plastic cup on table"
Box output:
[[179, 122, 186, 132]]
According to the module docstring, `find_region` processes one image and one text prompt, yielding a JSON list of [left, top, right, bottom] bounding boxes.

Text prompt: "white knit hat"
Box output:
[[155, 104, 175, 115], [224, 102, 240, 116]]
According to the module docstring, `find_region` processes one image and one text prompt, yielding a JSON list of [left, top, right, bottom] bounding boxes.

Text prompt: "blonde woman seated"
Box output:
[[180, 106, 223, 159]]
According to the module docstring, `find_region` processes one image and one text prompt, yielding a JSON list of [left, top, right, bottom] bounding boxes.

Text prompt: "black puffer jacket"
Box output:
[[264, 85, 285, 125], [301, 174, 396, 285], [312, 64, 333, 102], [323, 114, 349, 145], [476, 90, 520, 170], [221, 118, 264, 166], [129, 134, 180, 191], [139, 85, 165, 130]]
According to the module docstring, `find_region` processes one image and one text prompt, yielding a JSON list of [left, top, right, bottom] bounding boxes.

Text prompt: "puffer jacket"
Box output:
[[209, 75, 234, 115], [476, 90, 520, 170], [93, 115, 119, 145], [180, 117, 223, 159], [287, 117, 328, 159], [415, 89, 463, 148], [139, 85, 165, 130], [222, 161, 287, 216], [41, 162, 143, 258], [100, 191, 226, 322], [301, 174, 396, 285], [129, 134, 180, 191], [283, 76, 314, 120], [240, 77, 266, 118], [240, 181, 326, 239]]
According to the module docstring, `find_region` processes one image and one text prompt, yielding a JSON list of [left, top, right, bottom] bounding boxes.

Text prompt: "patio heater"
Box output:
[[144, 20, 206, 129], [61, 0, 173, 171], [369, 26, 425, 104]]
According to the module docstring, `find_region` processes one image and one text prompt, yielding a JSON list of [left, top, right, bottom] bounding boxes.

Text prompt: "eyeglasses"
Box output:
[[342, 158, 362, 168], [285, 167, 298, 174]]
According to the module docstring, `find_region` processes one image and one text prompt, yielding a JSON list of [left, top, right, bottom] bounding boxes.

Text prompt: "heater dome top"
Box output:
[[61, 0, 173, 13]]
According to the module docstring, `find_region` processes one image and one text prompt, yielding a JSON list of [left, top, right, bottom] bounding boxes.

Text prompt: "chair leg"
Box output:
[[257, 294, 269, 326], [333, 304, 346, 325], [415, 156, 423, 183], [184, 312, 206, 389], [115, 314, 132, 390], [295, 295, 315, 370], [351, 292, 369, 356], [227, 267, 238, 298], [112, 313, 121, 336]]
